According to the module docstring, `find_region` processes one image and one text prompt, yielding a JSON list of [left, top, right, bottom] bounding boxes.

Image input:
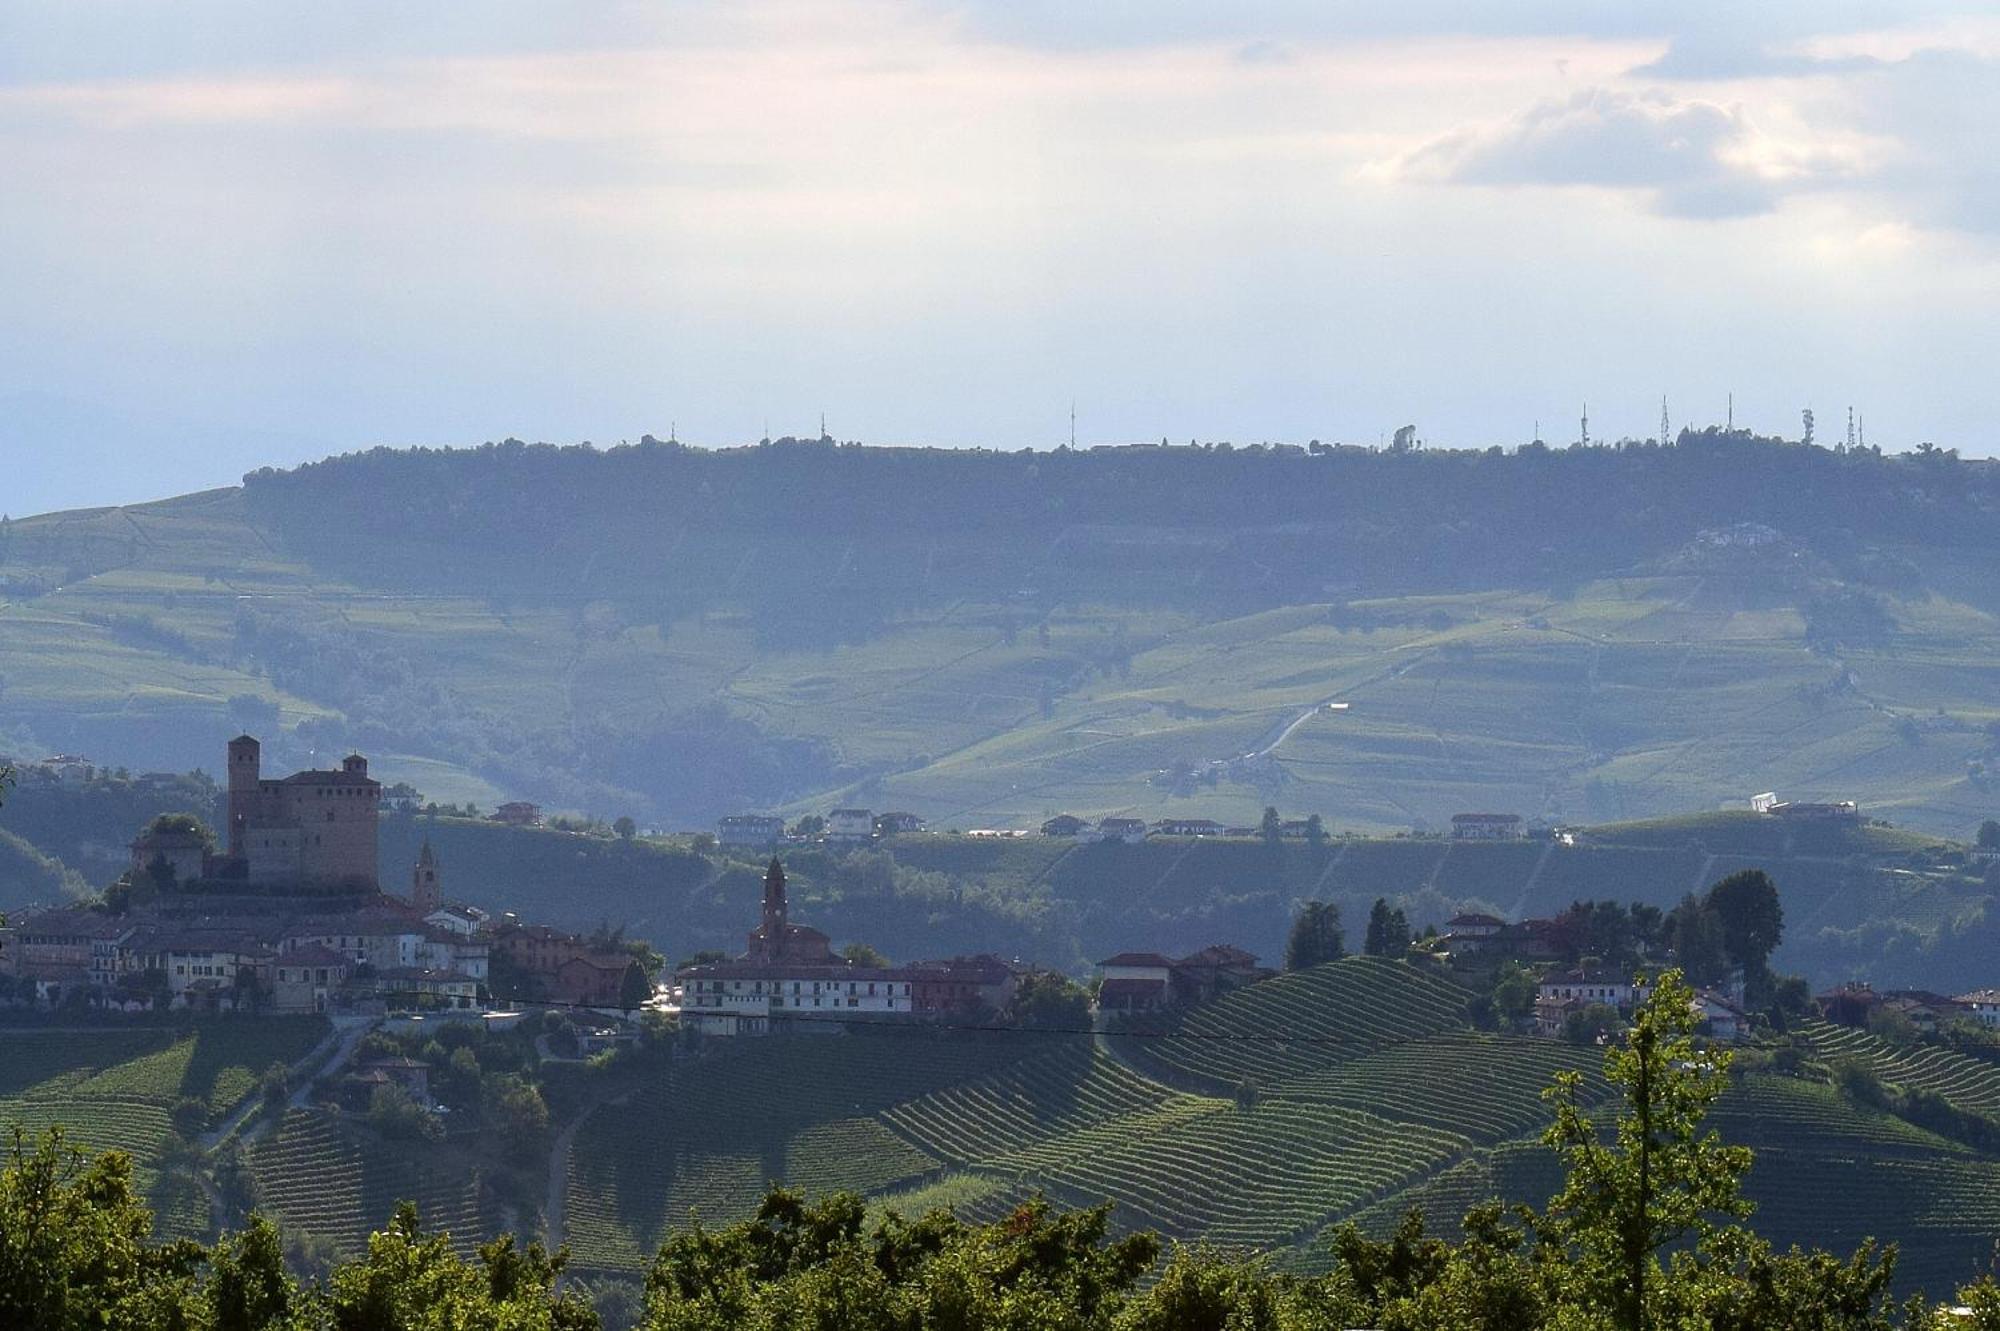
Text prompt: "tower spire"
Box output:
[[1660, 396, 1670, 447], [759, 857, 789, 959]]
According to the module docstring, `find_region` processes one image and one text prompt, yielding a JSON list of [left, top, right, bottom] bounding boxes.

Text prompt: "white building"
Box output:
[[1958, 989, 2000, 1030], [679, 965, 914, 1036]]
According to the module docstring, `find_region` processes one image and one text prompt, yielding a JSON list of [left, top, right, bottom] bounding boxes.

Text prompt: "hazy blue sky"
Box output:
[[4, 1, 1997, 515]]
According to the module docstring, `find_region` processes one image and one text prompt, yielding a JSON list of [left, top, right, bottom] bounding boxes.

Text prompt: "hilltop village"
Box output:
[[0, 736, 651, 1015], [3, 738, 1995, 1055]]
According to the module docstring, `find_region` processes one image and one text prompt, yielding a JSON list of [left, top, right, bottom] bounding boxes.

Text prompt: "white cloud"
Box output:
[[1393, 87, 1859, 219]]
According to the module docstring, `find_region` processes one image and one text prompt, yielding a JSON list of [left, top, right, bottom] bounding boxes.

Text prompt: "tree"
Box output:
[[1665, 895, 1730, 987], [613, 816, 636, 841], [840, 942, 889, 968], [789, 814, 825, 838], [1542, 970, 1753, 1330], [1259, 805, 1282, 843], [1979, 819, 2000, 850], [1285, 900, 1344, 970], [1364, 898, 1408, 957], [1005, 970, 1091, 1030], [1305, 812, 1326, 844], [1704, 869, 1783, 975], [617, 960, 651, 1013]]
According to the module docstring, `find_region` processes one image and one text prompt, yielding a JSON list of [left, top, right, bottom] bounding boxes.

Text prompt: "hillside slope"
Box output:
[[2, 441, 1999, 838], [555, 961, 2000, 1300]]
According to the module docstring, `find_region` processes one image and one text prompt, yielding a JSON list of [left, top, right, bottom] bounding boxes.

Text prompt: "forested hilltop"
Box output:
[[3, 432, 1999, 839], [238, 432, 2000, 619]]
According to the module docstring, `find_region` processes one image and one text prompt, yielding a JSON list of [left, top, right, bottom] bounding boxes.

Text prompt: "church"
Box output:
[[676, 859, 914, 1036]]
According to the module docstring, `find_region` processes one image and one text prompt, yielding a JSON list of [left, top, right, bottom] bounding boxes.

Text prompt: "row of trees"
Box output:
[[5, 975, 1997, 1329]]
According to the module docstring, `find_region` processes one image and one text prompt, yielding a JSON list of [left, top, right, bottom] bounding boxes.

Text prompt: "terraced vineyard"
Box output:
[[1801, 1023, 2000, 1117], [248, 1110, 487, 1257], [1710, 1074, 1973, 1158], [0, 1019, 328, 1238], [881, 1041, 1178, 1165], [1270, 1034, 1605, 1142], [562, 1030, 1049, 1273], [1117, 957, 1474, 1089], [558, 966, 2000, 1292]]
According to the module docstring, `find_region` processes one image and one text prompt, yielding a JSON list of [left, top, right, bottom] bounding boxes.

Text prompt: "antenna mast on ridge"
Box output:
[[1660, 396, 1670, 447], [1580, 402, 1589, 448], [1070, 399, 1077, 450], [1727, 392, 1734, 433]]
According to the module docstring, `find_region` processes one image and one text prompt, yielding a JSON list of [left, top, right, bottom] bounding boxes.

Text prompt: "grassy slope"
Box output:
[[3, 492, 1998, 838]]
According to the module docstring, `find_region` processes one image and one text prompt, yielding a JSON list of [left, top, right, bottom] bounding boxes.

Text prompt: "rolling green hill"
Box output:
[[1, 440, 1998, 846]]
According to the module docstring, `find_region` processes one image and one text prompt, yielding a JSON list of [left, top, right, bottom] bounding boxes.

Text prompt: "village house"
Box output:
[[1169, 945, 1269, 1005], [1089, 817, 1150, 844], [874, 811, 926, 836], [677, 860, 914, 1035], [271, 944, 349, 1014], [1451, 813, 1525, 841], [825, 808, 875, 842], [127, 824, 211, 884], [1040, 814, 1089, 838], [1958, 989, 2000, 1030], [716, 814, 787, 848], [491, 801, 543, 826], [909, 954, 1022, 1016], [1152, 818, 1224, 837], [1694, 989, 1751, 1042], [1767, 799, 1860, 822], [1094, 952, 1177, 1014]]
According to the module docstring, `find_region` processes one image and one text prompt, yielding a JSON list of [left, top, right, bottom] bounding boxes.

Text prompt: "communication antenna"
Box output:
[[1580, 401, 1589, 448], [1858, 414, 1865, 449], [1533, 418, 1539, 444], [1070, 399, 1077, 450], [669, 420, 677, 445], [1660, 396, 1670, 447], [1847, 406, 1856, 451], [820, 411, 827, 441], [1726, 392, 1734, 432]]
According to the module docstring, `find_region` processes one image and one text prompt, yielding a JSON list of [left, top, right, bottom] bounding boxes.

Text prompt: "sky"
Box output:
[[3, 0, 1998, 515]]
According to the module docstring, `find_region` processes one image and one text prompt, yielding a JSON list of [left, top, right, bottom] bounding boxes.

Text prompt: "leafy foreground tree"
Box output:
[[4, 976, 2000, 1330]]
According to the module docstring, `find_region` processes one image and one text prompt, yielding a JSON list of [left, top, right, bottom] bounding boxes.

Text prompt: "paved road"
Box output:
[[544, 1087, 632, 1249], [198, 1015, 377, 1151]]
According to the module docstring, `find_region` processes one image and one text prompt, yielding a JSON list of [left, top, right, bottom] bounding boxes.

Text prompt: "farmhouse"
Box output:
[[909, 954, 1022, 1015], [1153, 818, 1224, 837], [1451, 813, 1525, 841], [716, 814, 786, 848], [491, 801, 543, 826], [676, 859, 915, 1035], [1040, 814, 1089, 837], [826, 808, 875, 842], [1958, 990, 2000, 1029], [1090, 818, 1150, 844]]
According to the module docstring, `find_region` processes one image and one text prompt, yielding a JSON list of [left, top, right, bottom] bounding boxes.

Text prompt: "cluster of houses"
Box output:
[[716, 809, 1536, 848], [1094, 946, 1271, 1012], [675, 858, 1021, 1035], [1816, 983, 2000, 1034], [0, 737, 646, 1015], [715, 808, 927, 848]]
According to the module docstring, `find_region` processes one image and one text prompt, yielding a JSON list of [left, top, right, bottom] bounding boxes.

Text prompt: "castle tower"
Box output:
[[226, 734, 262, 858], [412, 838, 441, 913], [760, 857, 789, 959]]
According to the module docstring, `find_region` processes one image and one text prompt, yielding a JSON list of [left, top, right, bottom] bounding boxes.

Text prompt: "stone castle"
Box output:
[[226, 734, 380, 889]]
